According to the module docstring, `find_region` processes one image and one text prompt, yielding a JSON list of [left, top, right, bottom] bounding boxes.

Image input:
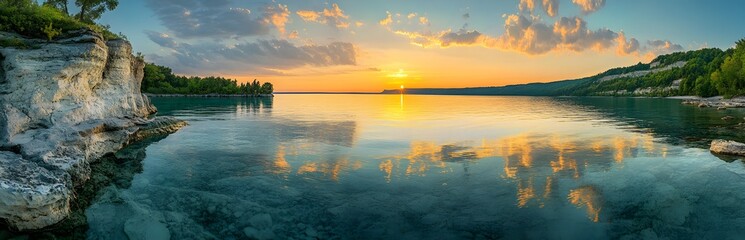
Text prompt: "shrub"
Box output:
[[0, 2, 121, 40], [42, 22, 61, 41]]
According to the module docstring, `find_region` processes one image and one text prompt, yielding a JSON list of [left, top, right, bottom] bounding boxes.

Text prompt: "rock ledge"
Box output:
[[0, 31, 185, 230]]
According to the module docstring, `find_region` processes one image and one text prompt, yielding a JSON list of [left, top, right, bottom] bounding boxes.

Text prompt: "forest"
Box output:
[[142, 63, 273, 95]]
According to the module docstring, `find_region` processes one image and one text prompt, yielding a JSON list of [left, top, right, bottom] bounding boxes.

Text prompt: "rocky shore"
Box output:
[[678, 96, 745, 109], [0, 30, 185, 230]]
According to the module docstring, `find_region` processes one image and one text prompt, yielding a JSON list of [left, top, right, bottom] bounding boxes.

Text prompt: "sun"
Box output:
[[400, 85, 405, 89]]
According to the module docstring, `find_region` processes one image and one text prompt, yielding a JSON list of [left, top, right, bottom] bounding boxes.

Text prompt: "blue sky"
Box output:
[[87, 0, 745, 91]]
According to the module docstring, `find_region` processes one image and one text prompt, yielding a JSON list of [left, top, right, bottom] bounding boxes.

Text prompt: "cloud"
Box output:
[[541, 0, 559, 17], [419, 16, 429, 25], [379, 11, 393, 26], [288, 30, 299, 39], [145, 0, 272, 38], [147, 32, 357, 75], [393, 29, 493, 48], [295, 3, 350, 29], [145, 31, 178, 48], [551, 16, 616, 51], [572, 0, 606, 14], [264, 4, 291, 35], [519, 0, 559, 17], [497, 14, 558, 54], [462, 13, 470, 20], [646, 40, 684, 55], [355, 21, 364, 27], [388, 14, 671, 56], [519, 0, 536, 13], [616, 32, 640, 55], [407, 13, 417, 19]]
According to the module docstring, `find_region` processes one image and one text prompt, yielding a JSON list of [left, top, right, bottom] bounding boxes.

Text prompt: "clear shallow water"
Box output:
[[81, 95, 745, 239]]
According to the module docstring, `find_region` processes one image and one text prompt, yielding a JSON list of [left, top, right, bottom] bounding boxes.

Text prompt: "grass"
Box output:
[[0, 37, 29, 49], [0, 2, 122, 41]]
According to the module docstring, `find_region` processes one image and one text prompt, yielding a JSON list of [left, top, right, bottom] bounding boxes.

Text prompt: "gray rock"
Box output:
[[710, 139, 745, 156], [0, 31, 186, 230]]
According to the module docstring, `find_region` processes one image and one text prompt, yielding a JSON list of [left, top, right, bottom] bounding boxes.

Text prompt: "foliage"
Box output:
[[261, 82, 274, 95], [43, 0, 68, 15], [142, 63, 274, 95], [0, 37, 29, 48], [567, 47, 731, 97], [710, 39, 745, 97], [41, 22, 61, 41], [0, 0, 121, 40], [74, 0, 118, 23]]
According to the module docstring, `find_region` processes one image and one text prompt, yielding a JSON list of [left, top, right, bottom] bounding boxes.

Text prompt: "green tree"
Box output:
[[250, 79, 261, 96], [75, 0, 118, 23], [260, 82, 274, 94], [43, 0, 68, 15], [0, 0, 33, 7], [712, 39, 745, 97]]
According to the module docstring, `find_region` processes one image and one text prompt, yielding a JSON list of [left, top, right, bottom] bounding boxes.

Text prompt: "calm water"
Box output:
[[80, 95, 745, 239]]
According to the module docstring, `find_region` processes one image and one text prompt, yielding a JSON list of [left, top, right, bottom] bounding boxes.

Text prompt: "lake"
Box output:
[[68, 95, 745, 239]]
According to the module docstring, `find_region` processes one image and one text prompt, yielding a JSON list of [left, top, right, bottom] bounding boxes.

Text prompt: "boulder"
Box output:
[[710, 140, 745, 156]]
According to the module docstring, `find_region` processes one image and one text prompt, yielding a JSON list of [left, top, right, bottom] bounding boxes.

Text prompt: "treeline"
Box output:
[[573, 39, 745, 98], [142, 63, 274, 95], [0, 0, 122, 42], [384, 39, 745, 98]]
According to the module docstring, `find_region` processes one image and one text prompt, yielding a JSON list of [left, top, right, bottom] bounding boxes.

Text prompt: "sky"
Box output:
[[94, 0, 745, 92]]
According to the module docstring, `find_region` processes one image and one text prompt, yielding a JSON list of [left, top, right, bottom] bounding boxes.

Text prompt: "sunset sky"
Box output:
[[98, 0, 745, 92]]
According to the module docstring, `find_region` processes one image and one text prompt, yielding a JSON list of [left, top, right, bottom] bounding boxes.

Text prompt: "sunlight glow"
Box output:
[[388, 69, 408, 78]]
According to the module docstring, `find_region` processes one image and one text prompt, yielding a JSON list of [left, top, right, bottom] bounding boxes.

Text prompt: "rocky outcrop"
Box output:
[[710, 139, 745, 156], [0, 31, 185, 230], [681, 97, 745, 109], [598, 61, 687, 83]]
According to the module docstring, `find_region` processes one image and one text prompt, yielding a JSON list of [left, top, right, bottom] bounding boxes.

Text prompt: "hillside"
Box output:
[[383, 44, 743, 98]]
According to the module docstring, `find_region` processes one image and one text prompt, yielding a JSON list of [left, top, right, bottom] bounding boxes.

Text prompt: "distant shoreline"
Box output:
[[145, 93, 274, 98], [274, 92, 380, 94]]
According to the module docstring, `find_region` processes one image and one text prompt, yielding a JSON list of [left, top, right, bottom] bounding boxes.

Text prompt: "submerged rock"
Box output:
[[710, 140, 745, 156], [124, 215, 171, 240], [0, 30, 186, 230]]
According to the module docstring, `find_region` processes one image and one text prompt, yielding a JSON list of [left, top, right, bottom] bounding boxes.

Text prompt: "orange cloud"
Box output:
[[264, 4, 290, 36], [572, 0, 606, 14], [379, 11, 393, 26], [386, 13, 683, 57], [419, 16, 429, 25], [296, 3, 350, 29]]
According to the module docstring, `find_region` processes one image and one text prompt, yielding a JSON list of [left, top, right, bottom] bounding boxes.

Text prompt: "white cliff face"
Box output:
[[0, 31, 184, 230]]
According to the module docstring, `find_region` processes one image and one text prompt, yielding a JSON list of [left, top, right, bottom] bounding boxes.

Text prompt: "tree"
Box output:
[[0, 0, 33, 7], [43, 0, 68, 15], [75, 0, 118, 23], [712, 38, 745, 97], [261, 82, 274, 94], [250, 79, 261, 96]]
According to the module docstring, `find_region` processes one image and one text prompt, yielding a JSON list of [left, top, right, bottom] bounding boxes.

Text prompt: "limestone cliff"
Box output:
[[0, 30, 186, 230]]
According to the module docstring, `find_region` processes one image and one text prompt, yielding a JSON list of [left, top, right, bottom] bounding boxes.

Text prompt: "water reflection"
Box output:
[[77, 95, 745, 239], [372, 131, 671, 222], [568, 186, 602, 222], [557, 97, 745, 148], [152, 97, 274, 119]]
